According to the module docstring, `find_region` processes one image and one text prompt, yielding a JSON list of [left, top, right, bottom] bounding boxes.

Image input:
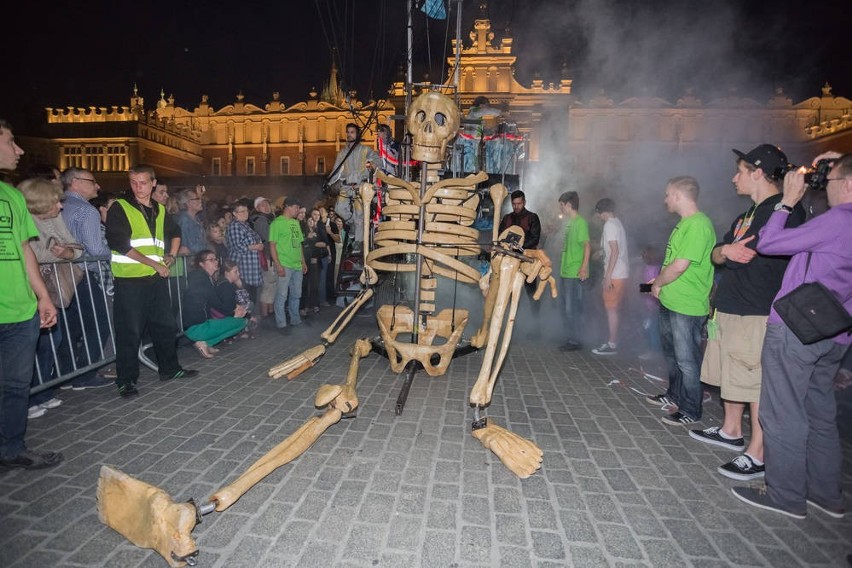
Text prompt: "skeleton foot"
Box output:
[[97, 465, 199, 567], [472, 421, 543, 479]]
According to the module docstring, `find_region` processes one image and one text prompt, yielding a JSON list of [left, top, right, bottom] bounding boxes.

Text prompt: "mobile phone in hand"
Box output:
[[639, 283, 653, 293]]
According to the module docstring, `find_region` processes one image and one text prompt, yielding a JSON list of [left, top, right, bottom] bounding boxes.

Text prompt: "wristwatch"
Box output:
[[773, 202, 793, 213]]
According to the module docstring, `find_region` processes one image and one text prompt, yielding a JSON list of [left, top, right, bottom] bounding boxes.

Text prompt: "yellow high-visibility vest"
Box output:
[[110, 199, 165, 278]]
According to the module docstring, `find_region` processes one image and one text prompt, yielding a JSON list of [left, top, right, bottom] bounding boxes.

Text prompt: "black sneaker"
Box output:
[[731, 485, 805, 519], [592, 343, 617, 355], [689, 426, 745, 452], [646, 393, 674, 407], [661, 412, 697, 426], [159, 368, 199, 381], [117, 383, 140, 398], [559, 341, 582, 352], [719, 454, 765, 481], [0, 449, 64, 471]]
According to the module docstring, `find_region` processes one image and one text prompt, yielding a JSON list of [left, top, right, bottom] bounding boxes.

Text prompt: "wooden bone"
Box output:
[[213, 339, 372, 512], [319, 288, 375, 344]]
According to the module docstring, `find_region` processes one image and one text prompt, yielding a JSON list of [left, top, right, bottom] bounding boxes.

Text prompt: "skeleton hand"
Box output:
[[472, 421, 543, 478]]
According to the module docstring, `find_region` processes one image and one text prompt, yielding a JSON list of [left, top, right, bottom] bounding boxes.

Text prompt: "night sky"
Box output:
[[4, 0, 850, 134]]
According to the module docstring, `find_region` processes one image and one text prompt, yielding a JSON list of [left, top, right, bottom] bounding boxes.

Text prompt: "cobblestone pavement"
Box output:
[[2, 309, 850, 567]]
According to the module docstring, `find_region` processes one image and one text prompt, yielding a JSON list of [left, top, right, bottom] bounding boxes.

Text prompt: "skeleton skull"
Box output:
[[407, 92, 460, 163]]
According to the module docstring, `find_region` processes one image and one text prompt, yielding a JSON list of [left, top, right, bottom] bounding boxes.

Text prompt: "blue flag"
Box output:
[[421, 0, 447, 20]]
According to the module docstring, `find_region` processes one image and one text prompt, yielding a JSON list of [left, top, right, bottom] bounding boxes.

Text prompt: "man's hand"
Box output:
[[276, 265, 286, 277], [722, 235, 757, 264], [812, 151, 841, 166], [155, 263, 170, 278], [302, 262, 308, 274], [782, 169, 806, 208], [649, 279, 662, 299], [38, 297, 57, 329], [578, 266, 588, 281], [234, 305, 248, 318]]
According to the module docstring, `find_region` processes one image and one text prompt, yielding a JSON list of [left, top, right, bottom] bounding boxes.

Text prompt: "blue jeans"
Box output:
[[659, 305, 706, 420], [0, 312, 40, 459], [274, 267, 303, 327], [559, 277, 585, 344]]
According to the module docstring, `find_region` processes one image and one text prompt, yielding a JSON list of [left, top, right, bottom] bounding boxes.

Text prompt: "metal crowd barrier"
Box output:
[[30, 255, 190, 395]]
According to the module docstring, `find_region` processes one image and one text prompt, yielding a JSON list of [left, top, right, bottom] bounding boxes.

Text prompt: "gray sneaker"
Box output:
[[689, 426, 744, 452]]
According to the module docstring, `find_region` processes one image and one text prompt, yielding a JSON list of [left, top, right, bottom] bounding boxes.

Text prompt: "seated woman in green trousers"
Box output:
[[182, 250, 247, 358]]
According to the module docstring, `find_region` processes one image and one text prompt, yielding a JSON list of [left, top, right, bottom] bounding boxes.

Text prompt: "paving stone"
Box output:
[[3, 316, 848, 568]]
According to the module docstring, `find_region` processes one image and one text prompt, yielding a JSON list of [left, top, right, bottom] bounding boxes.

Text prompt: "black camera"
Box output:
[[779, 159, 833, 192]]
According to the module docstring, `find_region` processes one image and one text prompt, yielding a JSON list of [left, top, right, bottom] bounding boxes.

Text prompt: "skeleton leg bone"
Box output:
[[214, 339, 370, 511]]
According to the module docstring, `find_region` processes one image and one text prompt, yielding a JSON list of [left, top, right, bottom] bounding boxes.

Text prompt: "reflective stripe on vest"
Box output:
[[110, 199, 166, 277]]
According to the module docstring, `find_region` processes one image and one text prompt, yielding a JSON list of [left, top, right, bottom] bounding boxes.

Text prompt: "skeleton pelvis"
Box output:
[[377, 305, 468, 376]]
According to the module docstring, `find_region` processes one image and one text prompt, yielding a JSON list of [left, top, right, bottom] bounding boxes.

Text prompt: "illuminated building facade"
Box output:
[[19, 13, 851, 200]]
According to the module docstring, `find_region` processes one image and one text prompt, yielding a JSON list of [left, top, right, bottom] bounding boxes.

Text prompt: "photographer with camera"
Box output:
[[329, 123, 378, 255], [689, 144, 805, 481], [730, 152, 852, 519]]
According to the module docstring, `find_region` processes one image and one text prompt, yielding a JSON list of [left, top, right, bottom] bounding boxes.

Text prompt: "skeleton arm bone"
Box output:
[[320, 288, 375, 344]]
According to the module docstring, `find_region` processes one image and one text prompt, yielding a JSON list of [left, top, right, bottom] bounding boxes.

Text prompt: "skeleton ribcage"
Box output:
[[366, 170, 487, 314]]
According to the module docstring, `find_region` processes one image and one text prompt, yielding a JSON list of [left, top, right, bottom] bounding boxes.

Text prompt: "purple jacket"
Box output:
[[757, 203, 852, 345]]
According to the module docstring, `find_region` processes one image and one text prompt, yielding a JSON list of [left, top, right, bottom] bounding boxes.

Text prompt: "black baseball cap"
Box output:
[[732, 144, 789, 180]]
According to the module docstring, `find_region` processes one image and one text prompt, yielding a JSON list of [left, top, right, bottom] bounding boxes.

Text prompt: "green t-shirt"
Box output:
[[560, 215, 590, 278], [0, 181, 39, 323], [268, 216, 304, 269], [659, 212, 715, 316]]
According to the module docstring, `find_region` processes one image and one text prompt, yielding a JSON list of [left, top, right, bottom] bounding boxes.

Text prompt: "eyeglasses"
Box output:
[[202, 257, 218, 262], [189, 197, 202, 202], [75, 177, 97, 184]]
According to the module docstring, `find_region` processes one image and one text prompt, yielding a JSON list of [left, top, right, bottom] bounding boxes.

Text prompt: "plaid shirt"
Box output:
[[226, 220, 263, 286]]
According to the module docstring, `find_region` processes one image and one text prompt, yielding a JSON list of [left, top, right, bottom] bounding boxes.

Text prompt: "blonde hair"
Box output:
[[18, 177, 63, 215]]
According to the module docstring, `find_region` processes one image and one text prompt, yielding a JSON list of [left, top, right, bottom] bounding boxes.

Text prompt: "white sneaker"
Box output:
[[39, 398, 62, 409], [28, 406, 47, 419]]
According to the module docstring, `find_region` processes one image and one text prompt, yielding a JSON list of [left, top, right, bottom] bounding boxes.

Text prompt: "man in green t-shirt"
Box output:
[[558, 191, 590, 351], [648, 176, 715, 426], [0, 119, 63, 471], [269, 196, 307, 331]]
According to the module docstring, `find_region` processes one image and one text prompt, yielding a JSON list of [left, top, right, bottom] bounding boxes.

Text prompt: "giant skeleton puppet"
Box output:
[[96, 92, 555, 567]]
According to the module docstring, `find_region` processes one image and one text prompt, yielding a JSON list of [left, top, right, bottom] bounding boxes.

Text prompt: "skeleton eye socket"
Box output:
[[435, 112, 447, 126], [415, 110, 426, 123]]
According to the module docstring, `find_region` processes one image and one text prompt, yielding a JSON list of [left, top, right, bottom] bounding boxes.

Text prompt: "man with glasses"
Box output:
[[105, 164, 197, 397], [57, 168, 114, 390], [731, 152, 852, 519], [177, 188, 206, 255]]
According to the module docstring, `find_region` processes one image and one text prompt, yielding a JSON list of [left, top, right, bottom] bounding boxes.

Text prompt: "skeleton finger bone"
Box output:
[[268, 345, 326, 379]]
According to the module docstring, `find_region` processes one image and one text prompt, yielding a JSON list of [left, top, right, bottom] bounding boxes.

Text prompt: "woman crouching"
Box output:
[[182, 250, 248, 357]]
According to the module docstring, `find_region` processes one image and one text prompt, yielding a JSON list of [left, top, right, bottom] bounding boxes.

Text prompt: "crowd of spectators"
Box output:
[[2, 112, 849, 532]]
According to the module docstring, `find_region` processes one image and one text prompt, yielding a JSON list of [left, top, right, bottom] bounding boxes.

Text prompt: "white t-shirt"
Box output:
[[601, 217, 629, 280]]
